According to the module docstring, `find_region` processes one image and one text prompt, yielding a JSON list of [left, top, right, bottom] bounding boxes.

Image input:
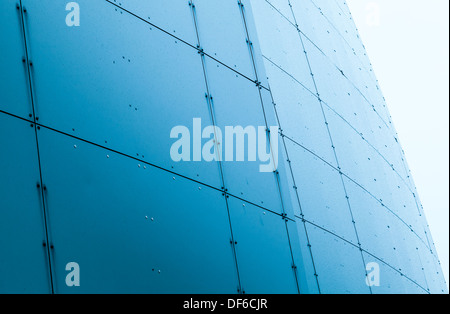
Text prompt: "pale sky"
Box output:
[[347, 0, 449, 288]]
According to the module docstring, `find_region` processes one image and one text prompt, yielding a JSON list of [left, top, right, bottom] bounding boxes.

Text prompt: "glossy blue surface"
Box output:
[[0, 0, 447, 294]]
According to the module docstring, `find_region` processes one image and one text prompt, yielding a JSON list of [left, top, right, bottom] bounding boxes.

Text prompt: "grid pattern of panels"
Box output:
[[0, 0, 301, 293], [249, 0, 447, 293], [0, 0, 447, 294]]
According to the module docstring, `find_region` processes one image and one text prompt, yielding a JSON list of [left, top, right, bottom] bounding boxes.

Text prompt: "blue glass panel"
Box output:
[[204, 58, 284, 214], [345, 176, 400, 266], [0, 0, 31, 119], [227, 197, 298, 294], [424, 255, 449, 294], [0, 113, 51, 293], [250, 0, 316, 93], [239, 0, 271, 88], [292, 220, 320, 294], [194, 0, 256, 81], [305, 223, 371, 294], [266, 64, 336, 166], [387, 215, 429, 290], [0, 0, 445, 294], [36, 127, 238, 294], [264, 0, 294, 23], [21, 0, 222, 188], [363, 253, 407, 294], [284, 139, 358, 244], [116, 0, 198, 46], [279, 135, 303, 217]]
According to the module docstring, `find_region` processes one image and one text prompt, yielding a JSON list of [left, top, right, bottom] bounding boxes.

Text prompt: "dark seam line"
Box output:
[[0, 109, 294, 227], [18, 0, 55, 294]]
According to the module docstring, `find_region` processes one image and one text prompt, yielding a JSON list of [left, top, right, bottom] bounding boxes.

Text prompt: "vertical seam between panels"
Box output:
[[288, 0, 372, 294], [238, 0, 301, 294], [189, 0, 243, 294], [268, 78, 322, 293], [17, 0, 55, 294]]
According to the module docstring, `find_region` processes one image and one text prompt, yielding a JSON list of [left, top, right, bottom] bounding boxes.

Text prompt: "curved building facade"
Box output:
[[0, 0, 447, 294]]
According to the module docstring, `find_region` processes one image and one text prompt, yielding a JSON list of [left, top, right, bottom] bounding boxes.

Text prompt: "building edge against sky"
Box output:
[[346, 0, 450, 288], [0, 0, 447, 294]]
